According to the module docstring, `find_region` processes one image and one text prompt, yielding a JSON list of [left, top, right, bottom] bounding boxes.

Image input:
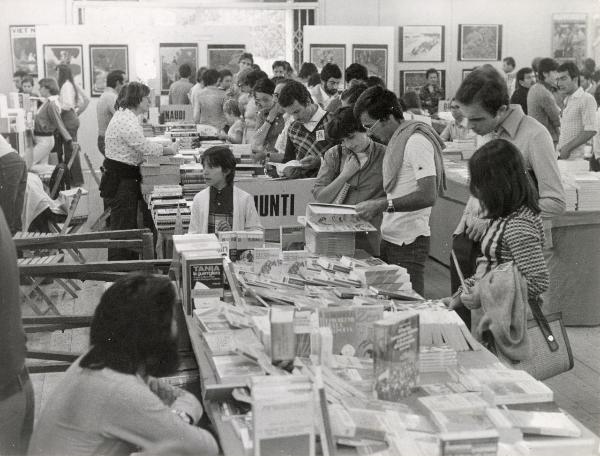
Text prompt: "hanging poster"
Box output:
[[207, 45, 246, 74], [399, 70, 446, 96], [353, 45, 388, 85], [43, 44, 84, 88], [552, 13, 587, 65], [458, 25, 502, 61], [309, 44, 346, 72], [159, 43, 198, 94], [399, 25, 445, 62], [89, 45, 128, 97], [9, 25, 37, 76]]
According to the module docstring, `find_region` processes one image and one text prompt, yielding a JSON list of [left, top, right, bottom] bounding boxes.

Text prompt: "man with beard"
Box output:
[[310, 62, 342, 111], [28, 274, 219, 456]]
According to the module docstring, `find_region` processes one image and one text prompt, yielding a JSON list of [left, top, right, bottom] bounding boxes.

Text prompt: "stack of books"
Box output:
[[140, 154, 185, 195], [416, 305, 480, 352], [148, 186, 189, 233], [180, 163, 206, 200], [573, 172, 600, 210], [563, 180, 578, 210], [166, 125, 202, 149], [349, 264, 414, 299], [466, 368, 554, 405], [217, 230, 264, 262]]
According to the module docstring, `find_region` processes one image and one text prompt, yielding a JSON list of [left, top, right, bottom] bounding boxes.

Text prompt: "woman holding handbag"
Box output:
[[312, 106, 386, 256], [447, 139, 550, 361]]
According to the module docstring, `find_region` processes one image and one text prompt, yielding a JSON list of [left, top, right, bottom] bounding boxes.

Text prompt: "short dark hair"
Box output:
[[581, 69, 593, 81], [366, 76, 385, 88], [516, 67, 534, 83], [538, 58, 559, 81], [326, 106, 365, 141], [282, 61, 294, 75], [239, 70, 268, 89], [13, 70, 27, 78], [503, 57, 516, 68], [202, 69, 220, 86], [469, 139, 540, 219], [345, 63, 368, 83], [340, 82, 368, 106], [253, 78, 275, 96], [196, 67, 208, 83], [531, 57, 542, 75], [425, 68, 439, 79], [278, 79, 313, 107], [298, 62, 318, 79], [238, 52, 253, 64], [307, 73, 321, 88], [117, 82, 150, 109], [353, 85, 403, 122], [557, 61, 580, 80], [80, 273, 178, 377], [21, 76, 34, 86], [201, 146, 237, 185], [219, 69, 232, 80], [179, 63, 192, 79], [271, 76, 287, 86], [583, 57, 596, 73], [38, 78, 60, 95], [272, 60, 285, 70], [223, 99, 241, 117], [455, 66, 509, 116], [593, 70, 600, 83], [106, 70, 125, 89], [320, 63, 342, 82], [402, 91, 423, 111]]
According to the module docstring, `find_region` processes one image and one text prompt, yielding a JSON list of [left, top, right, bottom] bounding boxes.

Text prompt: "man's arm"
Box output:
[[559, 131, 596, 159], [529, 129, 566, 217], [559, 96, 598, 159], [543, 90, 561, 130]]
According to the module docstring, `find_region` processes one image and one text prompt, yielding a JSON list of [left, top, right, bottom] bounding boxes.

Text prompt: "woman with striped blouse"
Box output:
[[447, 139, 549, 347]]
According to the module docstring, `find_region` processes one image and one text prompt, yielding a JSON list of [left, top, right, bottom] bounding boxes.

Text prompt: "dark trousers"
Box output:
[[449, 233, 481, 329], [58, 109, 84, 187], [97, 135, 105, 156], [0, 375, 34, 455], [380, 236, 430, 297], [0, 153, 27, 234], [108, 178, 155, 261]]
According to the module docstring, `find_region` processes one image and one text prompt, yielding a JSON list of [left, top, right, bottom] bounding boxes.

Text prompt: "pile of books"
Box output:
[[217, 230, 265, 262], [166, 124, 202, 149], [180, 163, 206, 200], [573, 172, 600, 211], [140, 154, 185, 195]]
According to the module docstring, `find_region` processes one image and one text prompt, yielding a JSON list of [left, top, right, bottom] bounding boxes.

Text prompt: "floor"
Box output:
[[25, 256, 600, 436]]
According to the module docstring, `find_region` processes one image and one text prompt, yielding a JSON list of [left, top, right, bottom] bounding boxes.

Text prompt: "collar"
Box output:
[[495, 104, 525, 139], [565, 86, 585, 102], [104, 87, 117, 95], [319, 85, 332, 104], [302, 105, 327, 132]]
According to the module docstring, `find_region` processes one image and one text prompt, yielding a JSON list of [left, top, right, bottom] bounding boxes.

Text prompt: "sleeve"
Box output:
[[582, 96, 598, 132], [275, 122, 290, 155], [528, 129, 566, 217], [120, 116, 163, 157], [405, 134, 436, 180], [504, 217, 549, 298], [188, 195, 204, 234], [102, 382, 218, 455], [312, 147, 339, 198], [49, 102, 72, 141], [59, 82, 76, 110], [543, 91, 561, 129]]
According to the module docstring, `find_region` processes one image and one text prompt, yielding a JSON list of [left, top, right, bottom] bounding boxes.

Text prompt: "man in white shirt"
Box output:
[[309, 63, 342, 111], [556, 62, 598, 161], [96, 70, 126, 156], [502, 57, 517, 97], [353, 86, 445, 296]]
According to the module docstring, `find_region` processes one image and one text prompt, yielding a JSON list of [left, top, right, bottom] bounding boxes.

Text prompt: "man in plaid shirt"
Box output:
[[279, 80, 334, 178]]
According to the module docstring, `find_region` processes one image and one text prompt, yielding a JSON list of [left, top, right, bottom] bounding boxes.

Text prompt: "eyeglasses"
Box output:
[[362, 119, 382, 132]]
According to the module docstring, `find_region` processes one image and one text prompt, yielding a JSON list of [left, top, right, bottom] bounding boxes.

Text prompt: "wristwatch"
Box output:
[[386, 199, 395, 213]]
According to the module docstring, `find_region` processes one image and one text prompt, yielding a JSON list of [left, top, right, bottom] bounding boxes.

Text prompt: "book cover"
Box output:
[[281, 250, 310, 276], [211, 354, 264, 385], [270, 308, 296, 363], [373, 313, 419, 401], [318, 307, 357, 356], [253, 247, 282, 277], [183, 254, 224, 314]]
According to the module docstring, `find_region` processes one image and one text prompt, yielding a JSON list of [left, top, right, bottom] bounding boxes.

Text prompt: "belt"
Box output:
[[0, 367, 30, 402], [34, 131, 53, 137]]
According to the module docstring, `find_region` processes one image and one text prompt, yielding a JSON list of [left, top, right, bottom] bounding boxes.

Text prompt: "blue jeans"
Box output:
[[0, 153, 27, 234], [380, 236, 430, 297]]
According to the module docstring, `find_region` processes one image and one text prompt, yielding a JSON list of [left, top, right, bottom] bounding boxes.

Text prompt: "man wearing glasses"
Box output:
[[310, 63, 343, 111], [353, 87, 445, 296], [440, 98, 475, 142]]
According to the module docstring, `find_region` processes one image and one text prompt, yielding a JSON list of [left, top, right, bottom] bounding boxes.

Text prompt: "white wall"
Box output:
[[321, 0, 600, 97]]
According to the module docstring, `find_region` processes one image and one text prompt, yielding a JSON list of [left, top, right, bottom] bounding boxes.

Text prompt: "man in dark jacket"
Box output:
[[510, 67, 535, 114]]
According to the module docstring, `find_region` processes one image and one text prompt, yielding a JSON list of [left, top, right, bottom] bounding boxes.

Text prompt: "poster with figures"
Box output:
[[159, 43, 198, 94], [10, 25, 37, 76], [89, 45, 128, 97], [552, 13, 587, 66], [310, 44, 345, 72], [400, 70, 445, 96], [43, 44, 84, 88]]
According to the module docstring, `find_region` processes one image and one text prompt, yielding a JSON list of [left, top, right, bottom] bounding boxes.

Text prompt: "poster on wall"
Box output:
[[309, 44, 346, 72], [552, 13, 587, 66], [43, 44, 84, 88], [89, 45, 128, 97], [9, 25, 37, 76], [159, 43, 198, 94], [352, 45, 388, 85], [207, 45, 246, 74], [458, 24, 502, 61], [399, 25, 444, 62], [399, 70, 445, 96]]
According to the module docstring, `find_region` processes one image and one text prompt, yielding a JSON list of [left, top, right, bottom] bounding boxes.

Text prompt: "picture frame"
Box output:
[[552, 13, 587, 66], [43, 44, 84, 88], [159, 43, 198, 94], [9, 25, 37, 76], [89, 45, 128, 97], [207, 44, 246, 74], [352, 44, 388, 85], [399, 25, 445, 62], [458, 24, 502, 61], [399, 69, 446, 96], [309, 44, 346, 72]]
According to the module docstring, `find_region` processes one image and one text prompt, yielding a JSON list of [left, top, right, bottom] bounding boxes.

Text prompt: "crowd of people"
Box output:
[[2, 47, 600, 455]]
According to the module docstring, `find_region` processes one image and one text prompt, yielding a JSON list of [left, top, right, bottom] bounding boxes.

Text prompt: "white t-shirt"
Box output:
[[381, 133, 436, 246]]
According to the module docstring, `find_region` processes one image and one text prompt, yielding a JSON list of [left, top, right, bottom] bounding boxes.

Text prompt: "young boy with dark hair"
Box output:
[[189, 146, 262, 234]]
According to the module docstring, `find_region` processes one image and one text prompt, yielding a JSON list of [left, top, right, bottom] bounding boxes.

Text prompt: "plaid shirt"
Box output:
[[558, 87, 598, 160], [283, 108, 334, 178], [419, 84, 445, 115]]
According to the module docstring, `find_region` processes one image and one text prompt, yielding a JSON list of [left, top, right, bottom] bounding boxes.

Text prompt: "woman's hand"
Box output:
[[465, 214, 489, 241], [339, 157, 360, 178]]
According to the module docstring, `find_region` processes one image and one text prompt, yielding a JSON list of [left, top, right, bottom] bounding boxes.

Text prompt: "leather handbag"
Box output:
[[495, 297, 574, 381]]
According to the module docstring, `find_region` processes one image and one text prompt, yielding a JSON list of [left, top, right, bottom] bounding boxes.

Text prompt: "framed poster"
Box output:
[[9, 25, 37, 76], [352, 45, 388, 85], [43, 44, 84, 88], [207, 44, 245, 74], [552, 13, 587, 65], [399, 70, 446, 96], [399, 25, 444, 62], [159, 43, 198, 94], [309, 44, 345, 72], [89, 45, 128, 97], [458, 24, 502, 61]]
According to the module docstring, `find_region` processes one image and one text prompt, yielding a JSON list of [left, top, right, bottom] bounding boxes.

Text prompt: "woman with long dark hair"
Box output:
[[57, 63, 89, 186]]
